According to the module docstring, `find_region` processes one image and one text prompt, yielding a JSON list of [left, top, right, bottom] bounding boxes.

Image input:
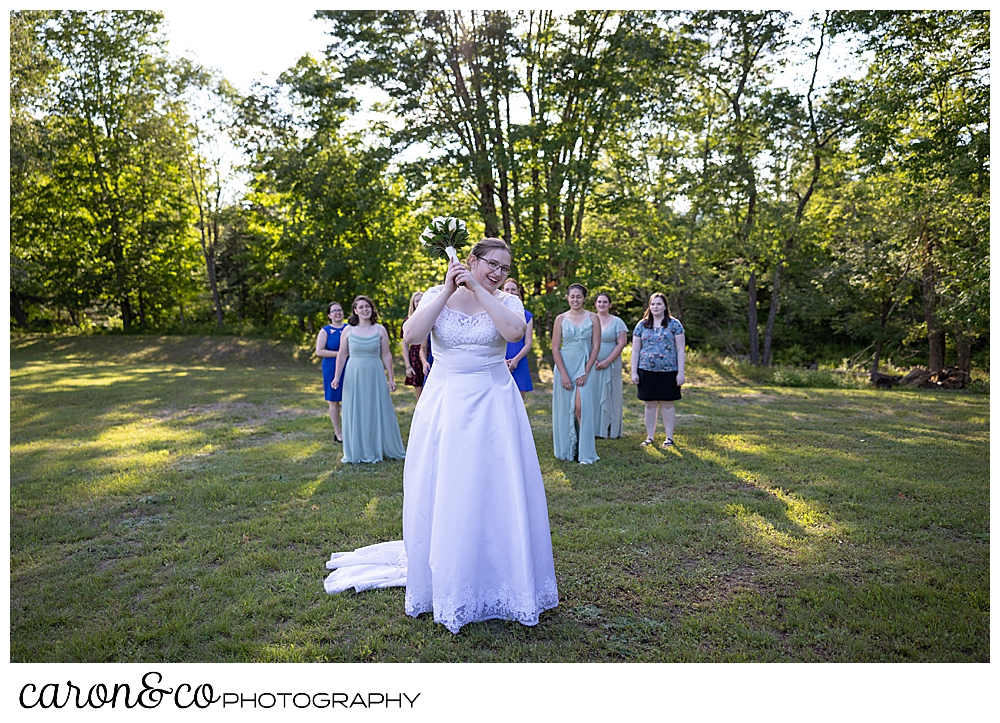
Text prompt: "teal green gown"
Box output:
[[552, 316, 599, 464], [341, 330, 406, 464], [592, 316, 628, 438]]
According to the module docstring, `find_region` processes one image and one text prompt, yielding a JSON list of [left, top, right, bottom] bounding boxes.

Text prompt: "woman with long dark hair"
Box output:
[[630, 292, 685, 448], [551, 283, 601, 464], [332, 295, 405, 463], [592, 292, 629, 438]]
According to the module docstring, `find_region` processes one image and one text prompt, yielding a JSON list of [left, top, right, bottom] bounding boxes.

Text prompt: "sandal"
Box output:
[[640, 438, 653, 447], [334, 434, 343, 443], [662, 438, 674, 448]]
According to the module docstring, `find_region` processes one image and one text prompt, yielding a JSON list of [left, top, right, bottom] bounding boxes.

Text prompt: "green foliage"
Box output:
[[10, 10, 202, 330], [8, 10, 988, 375]]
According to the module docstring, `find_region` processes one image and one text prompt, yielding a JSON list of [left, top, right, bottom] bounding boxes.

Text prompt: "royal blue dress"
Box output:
[[505, 309, 534, 392], [322, 324, 347, 402]]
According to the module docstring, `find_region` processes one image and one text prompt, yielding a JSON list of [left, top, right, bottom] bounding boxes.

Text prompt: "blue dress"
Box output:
[[322, 324, 347, 402], [505, 309, 534, 392]]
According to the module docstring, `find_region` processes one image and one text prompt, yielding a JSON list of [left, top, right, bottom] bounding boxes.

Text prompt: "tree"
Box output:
[[37, 10, 200, 329], [182, 68, 239, 327], [831, 10, 990, 373], [759, 12, 852, 366], [684, 10, 794, 365], [9, 10, 59, 326], [236, 54, 433, 336], [317, 11, 690, 333]]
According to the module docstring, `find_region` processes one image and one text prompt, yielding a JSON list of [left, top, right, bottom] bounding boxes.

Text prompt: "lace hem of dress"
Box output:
[[404, 577, 559, 634]]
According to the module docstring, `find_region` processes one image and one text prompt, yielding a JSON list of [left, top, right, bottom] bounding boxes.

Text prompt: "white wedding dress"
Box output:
[[325, 286, 558, 634]]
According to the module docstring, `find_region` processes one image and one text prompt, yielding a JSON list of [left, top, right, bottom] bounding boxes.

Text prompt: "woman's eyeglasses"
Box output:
[[477, 257, 511, 277]]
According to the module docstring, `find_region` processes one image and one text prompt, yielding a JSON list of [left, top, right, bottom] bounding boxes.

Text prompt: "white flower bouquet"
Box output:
[[419, 216, 470, 266]]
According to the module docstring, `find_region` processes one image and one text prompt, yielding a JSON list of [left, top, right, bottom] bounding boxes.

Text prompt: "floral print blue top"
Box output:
[[633, 317, 685, 372]]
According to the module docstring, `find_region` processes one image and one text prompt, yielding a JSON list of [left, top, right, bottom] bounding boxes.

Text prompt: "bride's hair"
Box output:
[[348, 294, 379, 326], [469, 237, 511, 261]]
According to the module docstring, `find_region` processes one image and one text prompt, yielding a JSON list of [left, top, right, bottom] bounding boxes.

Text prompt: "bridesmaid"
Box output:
[[403, 291, 430, 402], [551, 283, 601, 464], [315, 301, 346, 442], [332, 295, 406, 464], [592, 292, 629, 438], [502, 278, 534, 400]]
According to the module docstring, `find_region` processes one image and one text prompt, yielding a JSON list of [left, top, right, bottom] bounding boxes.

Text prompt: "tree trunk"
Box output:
[[747, 268, 760, 365], [921, 235, 945, 373], [762, 262, 783, 366], [11, 289, 29, 327], [121, 294, 133, 331], [206, 250, 223, 327], [479, 178, 501, 237], [956, 334, 972, 377], [870, 339, 883, 379]]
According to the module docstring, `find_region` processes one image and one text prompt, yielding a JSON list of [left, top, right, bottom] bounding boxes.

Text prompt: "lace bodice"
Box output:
[[422, 285, 524, 350]]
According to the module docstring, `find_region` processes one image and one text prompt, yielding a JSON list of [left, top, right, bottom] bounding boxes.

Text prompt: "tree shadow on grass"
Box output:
[[11, 358, 988, 661]]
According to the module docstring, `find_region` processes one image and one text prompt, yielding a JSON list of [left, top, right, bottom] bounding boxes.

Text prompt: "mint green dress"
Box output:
[[341, 330, 406, 464], [592, 316, 628, 438], [552, 316, 599, 464]]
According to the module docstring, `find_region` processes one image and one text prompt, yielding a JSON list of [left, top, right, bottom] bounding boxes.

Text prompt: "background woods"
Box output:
[[9, 9, 990, 376]]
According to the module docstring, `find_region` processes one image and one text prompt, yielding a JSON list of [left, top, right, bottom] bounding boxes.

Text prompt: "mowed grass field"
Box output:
[[9, 335, 990, 662]]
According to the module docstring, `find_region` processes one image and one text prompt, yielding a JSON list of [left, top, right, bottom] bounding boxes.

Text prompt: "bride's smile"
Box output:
[[470, 250, 511, 292]]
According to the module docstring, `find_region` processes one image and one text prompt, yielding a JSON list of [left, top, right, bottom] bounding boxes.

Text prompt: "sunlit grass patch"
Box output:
[[9, 337, 990, 662], [543, 467, 573, 492]]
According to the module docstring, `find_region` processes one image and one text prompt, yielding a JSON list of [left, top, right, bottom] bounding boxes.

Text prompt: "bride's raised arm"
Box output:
[[474, 285, 525, 343], [402, 264, 461, 345]]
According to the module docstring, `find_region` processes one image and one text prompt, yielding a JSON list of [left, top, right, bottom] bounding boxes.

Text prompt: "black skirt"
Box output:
[[637, 369, 681, 402]]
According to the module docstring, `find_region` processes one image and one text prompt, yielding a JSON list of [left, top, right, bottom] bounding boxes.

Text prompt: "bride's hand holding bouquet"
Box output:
[[447, 258, 485, 295], [404, 216, 471, 345], [420, 216, 471, 287]]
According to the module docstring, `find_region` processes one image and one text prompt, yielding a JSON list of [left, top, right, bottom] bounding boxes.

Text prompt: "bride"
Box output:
[[324, 238, 558, 634]]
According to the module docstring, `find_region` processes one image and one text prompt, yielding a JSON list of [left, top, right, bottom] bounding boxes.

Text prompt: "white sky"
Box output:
[[161, 7, 332, 94]]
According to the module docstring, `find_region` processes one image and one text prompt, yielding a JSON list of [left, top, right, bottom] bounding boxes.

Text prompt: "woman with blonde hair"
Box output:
[[403, 291, 431, 401]]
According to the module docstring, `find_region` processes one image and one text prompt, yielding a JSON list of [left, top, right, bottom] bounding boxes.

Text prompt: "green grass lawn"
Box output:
[[9, 335, 990, 662]]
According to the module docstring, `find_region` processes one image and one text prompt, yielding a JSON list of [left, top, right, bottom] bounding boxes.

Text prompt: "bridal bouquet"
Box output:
[[419, 216, 470, 266]]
